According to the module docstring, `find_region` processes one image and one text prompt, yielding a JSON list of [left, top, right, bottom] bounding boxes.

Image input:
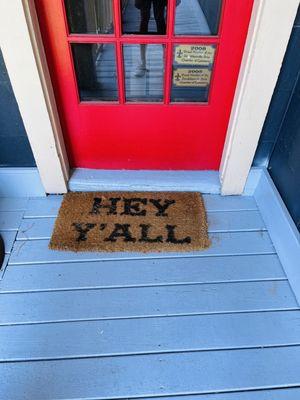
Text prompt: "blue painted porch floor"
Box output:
[[0, 195, 300, 399]]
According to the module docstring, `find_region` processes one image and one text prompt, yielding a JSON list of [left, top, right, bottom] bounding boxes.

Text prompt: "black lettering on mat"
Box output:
[[104, 224, 136, 242], [149, 199, 176, 217], [72, 223, 96, 242], [121, 198, 147, 216], [89, 197, 121, 215], [139, 224, 163, 243], [165, 225, 191, 244]]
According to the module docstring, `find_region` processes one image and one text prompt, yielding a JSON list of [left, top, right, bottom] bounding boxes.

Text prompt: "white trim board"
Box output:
[[254, 168, 300, 305], [0, 168, 45, 197], [220, 0, 299, 195], [0, 1, 69, 194], [69, 168, 261, 195]]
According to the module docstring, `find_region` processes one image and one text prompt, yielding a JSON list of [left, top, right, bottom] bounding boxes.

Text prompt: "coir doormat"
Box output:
[[49, 192, 210, 253]]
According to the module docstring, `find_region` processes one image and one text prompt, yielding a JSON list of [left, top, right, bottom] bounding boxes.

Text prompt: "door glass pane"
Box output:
[[123, 44, 165, 102], [65, 0, 114, 34], [171, 44, 216, 102], [122, 0, 168, 35], [175, 0, 222, 36], [71, 43, 118, 101]]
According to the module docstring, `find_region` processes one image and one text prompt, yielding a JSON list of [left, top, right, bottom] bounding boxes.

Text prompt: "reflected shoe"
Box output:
[[134, 64, 148, 77]]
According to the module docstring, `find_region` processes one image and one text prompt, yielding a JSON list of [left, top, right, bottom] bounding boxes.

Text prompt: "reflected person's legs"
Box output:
[[135, 44, 148, 77], [153, 0, 166, 75], [139, 0, 152, 34], [135, 0, 151, 77], [153, 0, 167, 34], [134, 44, 147, 77]]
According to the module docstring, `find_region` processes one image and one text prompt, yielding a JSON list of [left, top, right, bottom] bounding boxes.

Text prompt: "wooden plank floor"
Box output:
[[1, 194, 300, 399]]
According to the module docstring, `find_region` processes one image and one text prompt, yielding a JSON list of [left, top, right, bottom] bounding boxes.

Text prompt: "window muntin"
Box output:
[[65, 0, 222, 103]]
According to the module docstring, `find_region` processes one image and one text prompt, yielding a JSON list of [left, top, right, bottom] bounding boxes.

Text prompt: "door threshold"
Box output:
[[68, 168, 261, 195], [68, 169, 221, 194]]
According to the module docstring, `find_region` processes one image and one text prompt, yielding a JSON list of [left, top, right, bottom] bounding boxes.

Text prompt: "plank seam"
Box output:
[[5, 252, 281, 266], [22, 208, 260, 218], [3, 341, 300, 364], [2, 342, 300, 364], [1, 307, 299, 327], [0, 277, 288, 294], [45, 385, 300, 399], [15, 228, 269, 241], [7, 251, 277, 266]]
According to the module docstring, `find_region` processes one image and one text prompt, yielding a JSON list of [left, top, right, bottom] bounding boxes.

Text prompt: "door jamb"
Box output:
[[220, 0, 299, 194], [0, 0, 298, 194], [0, 0, 69, 194]]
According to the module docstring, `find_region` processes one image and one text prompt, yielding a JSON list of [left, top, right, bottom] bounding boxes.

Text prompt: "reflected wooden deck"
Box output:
[[93, 0, 211, 101], [0, 194, 300, 399]]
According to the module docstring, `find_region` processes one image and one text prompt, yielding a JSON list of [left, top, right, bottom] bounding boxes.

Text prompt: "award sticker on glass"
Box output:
[[174, 45, 216, 66], [173, 68, 211, 87]]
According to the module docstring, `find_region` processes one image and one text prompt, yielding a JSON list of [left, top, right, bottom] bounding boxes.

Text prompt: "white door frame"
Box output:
[[0, 0, 69, 194], [220, 0, 299, 194], [0, 0, 298, 194]]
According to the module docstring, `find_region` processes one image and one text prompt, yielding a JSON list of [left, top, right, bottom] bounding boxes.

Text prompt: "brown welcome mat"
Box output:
[[49, 192, 210, 253]]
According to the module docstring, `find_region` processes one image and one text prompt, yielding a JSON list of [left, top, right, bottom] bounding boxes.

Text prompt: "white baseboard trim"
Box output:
[[254, 168, 300, 304], [0, 168, 45, 197]]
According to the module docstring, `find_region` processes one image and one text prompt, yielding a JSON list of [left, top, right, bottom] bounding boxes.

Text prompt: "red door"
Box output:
[[36, 0, 253, 170]]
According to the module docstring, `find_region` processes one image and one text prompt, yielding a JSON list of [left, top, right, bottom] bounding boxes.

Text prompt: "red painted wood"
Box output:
[[35, 0, 254, 170]]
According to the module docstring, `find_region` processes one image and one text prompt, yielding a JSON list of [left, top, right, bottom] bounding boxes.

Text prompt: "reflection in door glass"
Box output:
[[65, 0, 114, 34], [71, 43, 118, 101], [123, 44, 165, 102], [122, 0, 168, 35], [171, 44, 216, 102], [175, 0, 222, 36]]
